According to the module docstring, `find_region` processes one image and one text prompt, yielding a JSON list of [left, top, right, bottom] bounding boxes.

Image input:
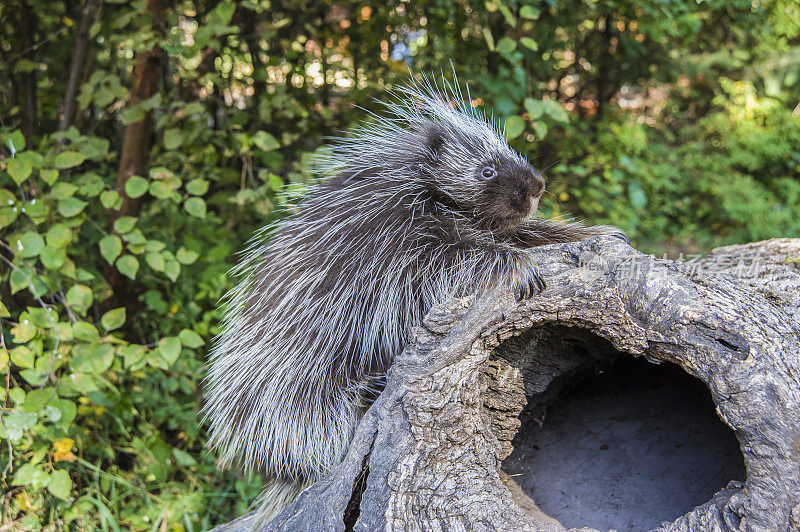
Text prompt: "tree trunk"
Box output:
[[213, 237, 800, 532], [113, 0, 165, 220], [19, 2, 38, 146], [103, 0, 166, 297], [58, 0, 102, 132]]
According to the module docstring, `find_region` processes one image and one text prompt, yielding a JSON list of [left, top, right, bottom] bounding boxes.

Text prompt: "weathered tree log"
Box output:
[[214, 237, 800, 532]]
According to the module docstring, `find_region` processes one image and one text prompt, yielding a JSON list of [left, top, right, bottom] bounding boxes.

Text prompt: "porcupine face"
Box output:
[[423, 122, 546, 235]]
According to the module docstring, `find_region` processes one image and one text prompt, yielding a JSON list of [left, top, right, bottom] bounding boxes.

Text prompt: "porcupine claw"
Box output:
[[593, 225, 629, 244], [515, 266, 546, 301]]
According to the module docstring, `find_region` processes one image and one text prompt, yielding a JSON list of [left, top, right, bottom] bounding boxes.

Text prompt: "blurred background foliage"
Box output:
[[0, 0, 798, 529]]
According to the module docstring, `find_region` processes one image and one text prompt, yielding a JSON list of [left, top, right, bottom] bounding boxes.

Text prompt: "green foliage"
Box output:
[[1, 0, 798, 529]]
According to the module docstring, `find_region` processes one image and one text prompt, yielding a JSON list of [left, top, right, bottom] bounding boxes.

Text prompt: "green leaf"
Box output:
[[524, 98, 544, 120], [145, 252, 165, 272], [505, 115, 526, 139], [25, 199, 49, 221], [178, 329, 204, 348], [40, 245, 67, 270], [23, 388, 55, 413], [31, 468, 51, 490], [54, 151, 87, 169], [531, 121, 548, 140], [268, 173, 284, 192], [11, 321, 37, 343], [124, 176, 149, 198], [100, 190, 120, 209], [101, 307, 126, 330], [116, 255, 139, 280], [46, 224, 72, 248], [8, 130, 25, 151], [520, 5, 541, 19], [185, 178, 209, 196], [66, 284, 93, 314], [62, 372, 97, 394], [0, 207, 19, 228], [10, 267, 48, 297], [19, 368, 45, 386], [253, 131, 280, 151], [7, 157, 32, 184], [51, 398, 76, 431], [482, 27, 495, 51], [70, 343, 114, 374], [11, 463, 36, 485], [2, 411, 38, 441], [149, 180, 173, 199], [120, 345, 146, 368], [542, 100, 569, 123], [172, 448, 198, 467], [176, 247, 199, 265], [164, 260, 180, 282], [99, 235, 123, 264], [145, 240, 166, 253], [158, 337, 181, 365], [520, 37, 539, 51], [123, 228, 146, 248], [47, 469, 72, 500], [9, 388, 25, 405], [58, 197, 88, 217], [0, 301, 9, 318], [113, 216, 137, 233], [163, 128, 182, 150], [72, 322, 99, 342], [40, 168, 59, 185], [10, 346, 35, 369], [497, 3, 516, 26], [213, 1, 236, 24], [81, 137, 110, 160], [50, 183, 78, 199], [15, 231, 44, 258], [28, 307, 56, 327], [184, 197, 206, 218], [496, 37, 517, 55]]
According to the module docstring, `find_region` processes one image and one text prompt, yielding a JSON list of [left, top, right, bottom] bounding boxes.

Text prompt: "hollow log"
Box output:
[[214, 237, 800, 532]]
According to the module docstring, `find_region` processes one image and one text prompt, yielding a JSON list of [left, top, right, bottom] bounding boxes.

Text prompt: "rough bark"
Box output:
[[214, 237, 800, 532], [103, 0, 165, 298], [58, 0, 102, 132], [113, 0, 165, 220]]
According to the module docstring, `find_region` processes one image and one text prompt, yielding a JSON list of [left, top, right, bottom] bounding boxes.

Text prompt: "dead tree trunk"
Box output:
[[215, 237, 800, 532]]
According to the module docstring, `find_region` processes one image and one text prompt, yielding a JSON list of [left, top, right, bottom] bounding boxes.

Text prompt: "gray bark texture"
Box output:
[[213, 236, 800, 532]]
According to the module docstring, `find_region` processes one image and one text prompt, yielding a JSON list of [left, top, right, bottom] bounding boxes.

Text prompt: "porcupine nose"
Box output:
[[528, 172, 545, 214], [531, 172, 545, 198]]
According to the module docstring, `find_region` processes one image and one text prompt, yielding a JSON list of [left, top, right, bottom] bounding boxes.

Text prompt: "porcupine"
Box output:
[[203, 76, 624, 525]]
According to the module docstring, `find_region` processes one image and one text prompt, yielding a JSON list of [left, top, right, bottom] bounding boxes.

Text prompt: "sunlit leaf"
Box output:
[[100, 308, 126, 330], [54, 151, 87, 169]]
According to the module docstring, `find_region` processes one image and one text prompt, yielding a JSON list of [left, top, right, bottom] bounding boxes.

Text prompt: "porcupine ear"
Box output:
[[422, 123, 445, 164]]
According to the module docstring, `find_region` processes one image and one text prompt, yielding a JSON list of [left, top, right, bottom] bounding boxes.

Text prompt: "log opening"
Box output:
[[502, 355, 745, 531]]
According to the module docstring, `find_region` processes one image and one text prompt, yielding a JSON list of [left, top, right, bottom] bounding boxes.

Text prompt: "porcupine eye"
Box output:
[[480, 167, 496, 179]]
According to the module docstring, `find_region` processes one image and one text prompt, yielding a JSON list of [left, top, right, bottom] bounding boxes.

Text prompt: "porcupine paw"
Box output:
[[515, 266, 546, 301]]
